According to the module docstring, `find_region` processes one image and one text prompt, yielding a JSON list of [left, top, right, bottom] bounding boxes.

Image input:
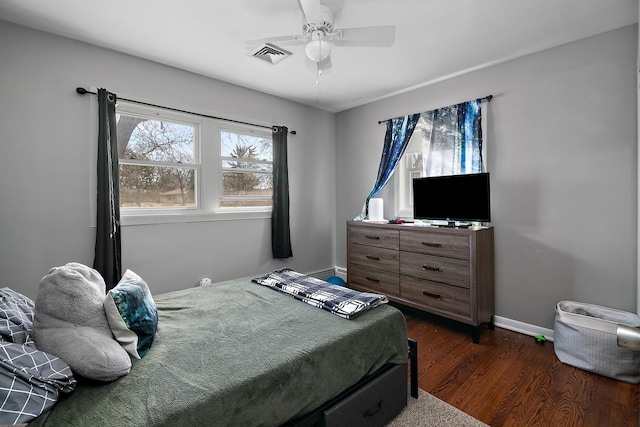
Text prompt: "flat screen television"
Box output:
[[412, 172, 491, 223]]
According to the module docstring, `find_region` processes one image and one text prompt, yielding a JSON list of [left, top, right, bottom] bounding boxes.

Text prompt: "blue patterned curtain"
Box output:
[[355, 114, 420, 220], [420, 99, 483, 176]]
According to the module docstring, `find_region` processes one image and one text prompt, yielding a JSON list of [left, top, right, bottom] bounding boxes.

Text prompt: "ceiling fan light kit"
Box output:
[[247, 0, 395, 83], [305, 31, 331, 62]]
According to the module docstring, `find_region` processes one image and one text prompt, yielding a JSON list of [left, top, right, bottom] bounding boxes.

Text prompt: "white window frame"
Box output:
[[395, 130, 422, 219], [117, 103, 202, 218], [89, 98, 273, 226]]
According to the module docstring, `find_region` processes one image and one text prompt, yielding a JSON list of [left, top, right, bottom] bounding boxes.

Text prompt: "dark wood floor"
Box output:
[[402, 308, 640, 427]]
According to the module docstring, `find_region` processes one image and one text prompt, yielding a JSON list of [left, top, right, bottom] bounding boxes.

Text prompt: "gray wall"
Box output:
[[335, 25, 638, 329], [0, 21, 336, 298]]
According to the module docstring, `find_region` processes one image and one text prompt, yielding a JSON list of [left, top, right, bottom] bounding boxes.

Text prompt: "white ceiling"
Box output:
[[1, 0, 637, 112]]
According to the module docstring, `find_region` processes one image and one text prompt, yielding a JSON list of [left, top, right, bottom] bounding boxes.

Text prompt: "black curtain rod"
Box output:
[[377, 95, 493, 124], [76, 87, 296, 135]]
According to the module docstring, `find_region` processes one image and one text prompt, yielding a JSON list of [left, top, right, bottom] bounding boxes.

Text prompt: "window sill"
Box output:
[[120, 209, 271, 226]]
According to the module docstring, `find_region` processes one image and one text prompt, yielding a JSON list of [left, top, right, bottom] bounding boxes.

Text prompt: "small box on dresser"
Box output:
[[347, 221, 495, 343]]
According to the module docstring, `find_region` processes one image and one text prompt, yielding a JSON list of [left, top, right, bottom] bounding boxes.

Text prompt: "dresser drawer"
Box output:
[[400, 230, 470, 260], [349, 264, 400, 297], [350, 243, 399, 272], [351, 226, 399, 250], [400, 276, 471, 318], [400, 252, 470, 288]]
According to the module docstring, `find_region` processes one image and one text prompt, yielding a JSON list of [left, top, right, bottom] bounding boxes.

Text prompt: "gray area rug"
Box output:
[[387, 389, 489, 427]]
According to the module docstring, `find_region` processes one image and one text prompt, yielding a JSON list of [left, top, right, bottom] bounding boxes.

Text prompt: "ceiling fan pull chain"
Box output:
[[316, 63, 321, 85]]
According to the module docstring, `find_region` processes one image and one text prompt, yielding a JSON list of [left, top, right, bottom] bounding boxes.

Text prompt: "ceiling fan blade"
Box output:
[[245, 35, 301, 46], [297, 0, 322, 23], [333, 25, 396, 47]]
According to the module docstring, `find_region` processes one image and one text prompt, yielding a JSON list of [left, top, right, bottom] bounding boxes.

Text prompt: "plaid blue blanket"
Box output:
[[252, 269, 388, 319]]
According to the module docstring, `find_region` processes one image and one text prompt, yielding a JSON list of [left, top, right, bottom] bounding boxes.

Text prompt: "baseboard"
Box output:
[[493, 315, 555, 341]]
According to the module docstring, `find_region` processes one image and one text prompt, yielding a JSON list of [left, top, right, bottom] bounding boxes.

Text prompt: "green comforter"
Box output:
[[30, 276, 408, 427]]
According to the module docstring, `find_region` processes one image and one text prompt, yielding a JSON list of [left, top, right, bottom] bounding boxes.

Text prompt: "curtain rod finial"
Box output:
[[76, 87, 89, 95], [290, 130, 296, 135]]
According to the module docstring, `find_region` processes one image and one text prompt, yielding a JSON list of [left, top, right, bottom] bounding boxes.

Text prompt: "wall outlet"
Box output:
[[198, 277, 212, 287]]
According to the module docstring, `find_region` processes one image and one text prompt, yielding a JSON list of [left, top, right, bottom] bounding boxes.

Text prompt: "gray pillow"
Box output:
[[33, 263, 131, 382]]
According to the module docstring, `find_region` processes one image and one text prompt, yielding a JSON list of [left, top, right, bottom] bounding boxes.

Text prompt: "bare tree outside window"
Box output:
[[117, 114, 196, 208]]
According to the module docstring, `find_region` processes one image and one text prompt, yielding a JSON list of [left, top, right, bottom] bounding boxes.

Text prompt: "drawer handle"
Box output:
[[366, 277, 380, 283], [422, 265, 443, 272], [365, 255, 380, 261], [422, 242, 442, 248], [364, 401, 383, 417], [365, 235, 380, 240], [423, 291, 442, 300]]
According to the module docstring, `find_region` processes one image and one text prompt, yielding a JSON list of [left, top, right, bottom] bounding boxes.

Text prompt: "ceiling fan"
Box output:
[[247, 0, 396, 83]]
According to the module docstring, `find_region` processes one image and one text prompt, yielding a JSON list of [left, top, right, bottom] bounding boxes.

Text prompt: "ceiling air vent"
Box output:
[[250, 43, 292, 65]]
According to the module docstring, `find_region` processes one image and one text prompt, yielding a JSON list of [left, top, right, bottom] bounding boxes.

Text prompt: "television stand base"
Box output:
[[437, 221, 470, 228]]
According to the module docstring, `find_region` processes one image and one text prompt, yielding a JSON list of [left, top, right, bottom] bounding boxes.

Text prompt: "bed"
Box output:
[[28, 272, 411, 427]]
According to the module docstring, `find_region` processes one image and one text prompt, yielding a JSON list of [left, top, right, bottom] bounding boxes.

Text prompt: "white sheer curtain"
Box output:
[[419, 99, 485, 177]]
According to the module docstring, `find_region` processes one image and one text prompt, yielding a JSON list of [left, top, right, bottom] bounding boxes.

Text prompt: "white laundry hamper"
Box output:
[[554, 301, 640, 384]]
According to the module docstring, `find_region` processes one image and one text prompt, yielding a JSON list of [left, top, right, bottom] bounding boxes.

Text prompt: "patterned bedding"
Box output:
[[0, 288, 75, 425], [252, 269, 388, 319]]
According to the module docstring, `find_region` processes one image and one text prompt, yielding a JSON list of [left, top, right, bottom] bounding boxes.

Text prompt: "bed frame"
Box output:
[[286, 339, 418, 427]]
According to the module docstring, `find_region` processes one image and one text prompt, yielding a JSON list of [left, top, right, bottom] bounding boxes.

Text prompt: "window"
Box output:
[[114, 101, 273, 224]]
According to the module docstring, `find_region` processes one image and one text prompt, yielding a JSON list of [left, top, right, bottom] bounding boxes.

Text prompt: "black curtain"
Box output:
[[94, 88, 122, 289], [271, 126, 292, 258]]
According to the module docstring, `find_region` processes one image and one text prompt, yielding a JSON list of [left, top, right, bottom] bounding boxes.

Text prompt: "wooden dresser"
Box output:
[[347, 220, 494, 343]]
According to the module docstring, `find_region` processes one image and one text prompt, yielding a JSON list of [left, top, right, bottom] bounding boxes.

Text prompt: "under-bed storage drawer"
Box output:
[[323, 364, 407, 427]]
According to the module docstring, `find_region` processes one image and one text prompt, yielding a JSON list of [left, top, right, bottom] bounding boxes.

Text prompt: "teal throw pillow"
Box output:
[[104, 270, 158, 359]]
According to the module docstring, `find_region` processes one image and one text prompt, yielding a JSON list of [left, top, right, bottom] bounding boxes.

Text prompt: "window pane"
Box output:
[[220, 131, 272, 161], [219, 129, 273, 210], [120, 165, 195, 208], [117, 114, 195, 164], [222, 171, 272, 196]]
